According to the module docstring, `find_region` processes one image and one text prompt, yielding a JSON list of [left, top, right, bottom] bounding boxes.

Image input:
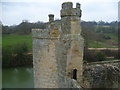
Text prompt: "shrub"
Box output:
[[13, 42, 30, 66], [113, 50, 119, 59], [95, 52, 106, 61], [2, 46, 14, 67], [84, 50, 106, 62], [2, 42, 33, 68], [84, 50, 98, 62], [13, 42, 28, 55], [103, 49, 113, 57], [103, 49, 119, 59]]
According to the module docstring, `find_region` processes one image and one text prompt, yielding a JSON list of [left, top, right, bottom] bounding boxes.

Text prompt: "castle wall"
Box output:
[[83, 61, 120, 88], [32, 29, 59, 88]]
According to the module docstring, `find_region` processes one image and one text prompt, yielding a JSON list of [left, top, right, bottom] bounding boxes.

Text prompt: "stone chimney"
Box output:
[[48, 14, 54, 22]]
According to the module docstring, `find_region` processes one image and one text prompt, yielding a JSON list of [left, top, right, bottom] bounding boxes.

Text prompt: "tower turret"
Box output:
[[61, 2, 81, 17], [60, 2, 84, 84], [60, 2, 82, 34]]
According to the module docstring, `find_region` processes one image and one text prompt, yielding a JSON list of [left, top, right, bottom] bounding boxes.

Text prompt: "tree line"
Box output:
[[2, 20, 118, 35]]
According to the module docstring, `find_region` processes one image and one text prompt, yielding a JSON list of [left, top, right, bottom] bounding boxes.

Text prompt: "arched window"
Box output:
[[73, 69, 77, 80]]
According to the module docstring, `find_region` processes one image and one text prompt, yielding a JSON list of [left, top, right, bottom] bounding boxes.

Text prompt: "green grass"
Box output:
[[88, 41, 118, 48], [2, 35, 32, 51], [104, 33, 118, 42], [2, 33, 118, 50], [88, 32, 118, 48], [88, 41, 111, 48]]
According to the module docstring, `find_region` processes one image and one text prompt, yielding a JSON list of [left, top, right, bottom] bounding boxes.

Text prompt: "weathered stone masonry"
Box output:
[[32, 2, 84, 88]]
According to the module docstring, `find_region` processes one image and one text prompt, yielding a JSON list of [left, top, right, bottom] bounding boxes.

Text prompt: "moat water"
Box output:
[[2, 67, 34, 88], [2, 63, 120, 88]]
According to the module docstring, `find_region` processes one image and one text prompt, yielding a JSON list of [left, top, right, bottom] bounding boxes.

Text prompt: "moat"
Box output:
[[2, 67, 34, 88], [2, 60, 120, 88]]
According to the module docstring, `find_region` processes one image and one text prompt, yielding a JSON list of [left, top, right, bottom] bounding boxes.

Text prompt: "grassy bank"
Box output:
[[2, 35, 32, 51], [2, 35, 33, 68]]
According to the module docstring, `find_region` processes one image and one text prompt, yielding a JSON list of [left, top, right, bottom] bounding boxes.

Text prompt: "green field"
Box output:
[[2, 34, 118, 50], [88, 41, 112, 48], [88, 33, 118, 48], [2, 35, 32, 51], [88, 40, 118, 48]]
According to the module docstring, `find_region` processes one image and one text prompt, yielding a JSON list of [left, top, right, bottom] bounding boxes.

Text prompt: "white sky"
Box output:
[[1, 0, 119, 26]]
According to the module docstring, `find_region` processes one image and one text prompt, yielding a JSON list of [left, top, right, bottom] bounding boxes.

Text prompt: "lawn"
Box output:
[[2, 35, 32, 51]]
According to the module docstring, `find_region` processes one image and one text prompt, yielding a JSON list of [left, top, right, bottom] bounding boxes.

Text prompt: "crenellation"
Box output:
[[61, 2, 81, 17], [62, 2, 73, 9], [76, 3, 80, 9]]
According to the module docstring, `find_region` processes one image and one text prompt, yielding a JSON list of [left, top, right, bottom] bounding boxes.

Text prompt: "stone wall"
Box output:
[[32, 29, 59, 88], [82, 60, 120, 88]]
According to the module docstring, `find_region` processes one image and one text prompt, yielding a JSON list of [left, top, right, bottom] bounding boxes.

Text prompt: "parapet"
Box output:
[[32, 29, 50, 39], [62, 2, 73, 9], [60, 2, 81, 17]]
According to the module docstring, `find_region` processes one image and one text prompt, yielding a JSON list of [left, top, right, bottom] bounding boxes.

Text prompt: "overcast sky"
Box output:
[[1, 0, 119, 26]]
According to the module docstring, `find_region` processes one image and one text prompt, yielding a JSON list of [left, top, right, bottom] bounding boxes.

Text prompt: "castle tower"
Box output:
[[60, 2, 84, 83], [32, 2, 84, 88]]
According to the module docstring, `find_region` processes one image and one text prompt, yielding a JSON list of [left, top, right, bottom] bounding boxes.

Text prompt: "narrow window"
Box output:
[[73, 69, 77, 80]]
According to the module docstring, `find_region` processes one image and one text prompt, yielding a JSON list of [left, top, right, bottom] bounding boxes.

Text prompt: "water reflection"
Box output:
[[2, 67, 34, 88]]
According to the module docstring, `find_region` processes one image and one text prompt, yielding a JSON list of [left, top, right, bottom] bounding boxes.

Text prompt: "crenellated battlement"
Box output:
[[61, 2, 81, 17], [62, 2, 73, 9]]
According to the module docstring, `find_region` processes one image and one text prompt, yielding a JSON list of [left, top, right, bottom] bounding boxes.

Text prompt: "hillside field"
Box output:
[[2, 33, 118, 50]]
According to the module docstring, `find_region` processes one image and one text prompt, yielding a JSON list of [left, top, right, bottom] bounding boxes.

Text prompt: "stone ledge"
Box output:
[[86, 60, 120, 65], [32, 34, 84, 41]]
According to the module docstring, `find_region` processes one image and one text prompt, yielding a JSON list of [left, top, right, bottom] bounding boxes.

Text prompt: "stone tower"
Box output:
[[32, 2, 84, 88], [60, 2, 84, 83]]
